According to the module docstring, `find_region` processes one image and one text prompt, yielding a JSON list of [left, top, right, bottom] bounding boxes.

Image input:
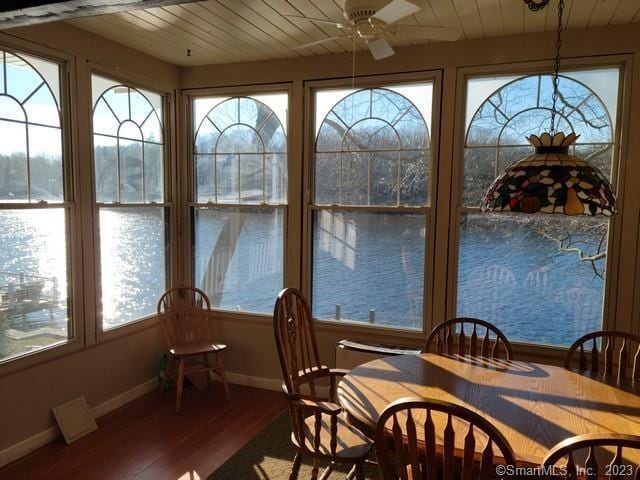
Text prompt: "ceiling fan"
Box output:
[[285, 0, 463, 60]]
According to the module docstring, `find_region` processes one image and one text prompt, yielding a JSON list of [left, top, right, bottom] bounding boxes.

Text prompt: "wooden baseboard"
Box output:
[[0, 377, 159, 468], [225, 371, 330, 398], [0, 371, 307, 468], [0, 426, 60, 470], [225, 371, 283, 392]]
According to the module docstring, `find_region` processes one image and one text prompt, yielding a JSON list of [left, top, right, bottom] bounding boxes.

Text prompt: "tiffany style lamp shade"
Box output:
[[480, 132, 616, 216]]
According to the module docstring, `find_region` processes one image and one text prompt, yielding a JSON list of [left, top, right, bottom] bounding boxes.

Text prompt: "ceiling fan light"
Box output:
[[356, 21, 377, 39]]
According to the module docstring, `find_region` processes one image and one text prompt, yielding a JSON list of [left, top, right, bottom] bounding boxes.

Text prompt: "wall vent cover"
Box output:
[[52, 395, 98, 444]]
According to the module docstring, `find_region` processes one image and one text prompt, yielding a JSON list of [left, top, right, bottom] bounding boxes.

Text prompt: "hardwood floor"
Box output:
[[0, 383, 287, 480]]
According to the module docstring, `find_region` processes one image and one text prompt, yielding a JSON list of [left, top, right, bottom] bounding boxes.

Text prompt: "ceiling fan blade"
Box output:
[[284, 15, 346, 29], [395, 24, 463, 41], [292, 36, 346, 50], [372, 0, 421, 25], [367, 37, 395, 60]]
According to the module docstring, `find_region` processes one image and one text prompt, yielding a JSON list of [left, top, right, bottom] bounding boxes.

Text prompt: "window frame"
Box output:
[[303, 71, 443, 337], [184, 83, 294, 319], [89, 65, 176, 342], [0, 34, 83, 372], [448, 55, 631, 360]]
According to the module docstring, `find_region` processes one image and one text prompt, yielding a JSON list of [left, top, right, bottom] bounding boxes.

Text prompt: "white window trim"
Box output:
[[447, 55, 632, 359], [303, 70, 443, 337], [183, 83, 294, 316], [0, 34, 84, 374], [88, 65, 176, 343]]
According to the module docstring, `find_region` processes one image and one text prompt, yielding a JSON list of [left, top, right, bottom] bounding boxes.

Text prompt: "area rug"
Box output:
[[208, 412, 379, 479]]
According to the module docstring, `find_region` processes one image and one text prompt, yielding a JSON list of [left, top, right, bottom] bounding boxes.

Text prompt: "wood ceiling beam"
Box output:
[[0, 1, 201, 29]]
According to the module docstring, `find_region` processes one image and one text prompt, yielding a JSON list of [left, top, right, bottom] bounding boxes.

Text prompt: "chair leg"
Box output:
[[289, 452, 302, 480], [160, 355, 174, 393], [216, 352, 231, 400], [346, 465, 356, 480], [175, 357, 186, 413], [346, 463, 365, 480], [354, 462, 365, 480], [319, 463, 334, 480], [202, 353, 211, 388], [311, 458, 320, 480]]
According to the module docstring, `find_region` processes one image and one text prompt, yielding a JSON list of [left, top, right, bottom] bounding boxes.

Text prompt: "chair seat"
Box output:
[[169, 341, 227, 356], [293, 412, 373, 461]]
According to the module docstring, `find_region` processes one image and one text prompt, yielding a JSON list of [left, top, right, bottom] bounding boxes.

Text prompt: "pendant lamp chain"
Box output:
[[550, 0, 564, 135], [481, 0, 618, 216]]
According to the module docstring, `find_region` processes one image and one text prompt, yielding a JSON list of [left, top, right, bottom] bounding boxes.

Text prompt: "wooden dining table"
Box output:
[[337, 353, 640, 467]]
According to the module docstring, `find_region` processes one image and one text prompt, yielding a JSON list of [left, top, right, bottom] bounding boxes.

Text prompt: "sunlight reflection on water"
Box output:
[[1, 208, 606, 350], [0, 208, 68, 317], [99, 208, 166, 329]]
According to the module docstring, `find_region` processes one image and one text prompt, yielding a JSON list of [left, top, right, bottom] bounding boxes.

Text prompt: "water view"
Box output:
[[99, 208, 167, 329], [0, 209, 69, 360], [457, 213, 605, 346], [0, 205, 606, 361], [0, 70, 616, 361]]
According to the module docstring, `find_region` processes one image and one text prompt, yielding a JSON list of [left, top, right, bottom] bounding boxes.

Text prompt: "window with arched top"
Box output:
[[92, 79, 164, 203], [315, 87, 429, 207], [91, 74, 167, 330], [0, 48, 71, 362], [311, 81, 436, 330], [0, 50, 63, 202], [456, 68, 620, 347], [194, 96, 286, 204], [192, 93, 288, 314], [463, 73, 614, 207]]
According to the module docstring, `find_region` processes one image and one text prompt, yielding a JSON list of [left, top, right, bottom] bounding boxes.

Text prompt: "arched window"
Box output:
[[192, 93, 288, 314], [0, 50, 62, 202], [463, 73, 613, 206], [311, 82, 435, 329], [194, 96, 286, 204], [92, 79, 164, 203], [91, 75, 166, 330], [315, 88, 429, 206], [0, 48, 70, 362], [457, 69, 619, 347]]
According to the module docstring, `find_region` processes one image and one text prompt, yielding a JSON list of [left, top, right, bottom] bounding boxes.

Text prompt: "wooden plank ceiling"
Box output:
[[0, 0, 200, 28], [68, 0, 640, 66]]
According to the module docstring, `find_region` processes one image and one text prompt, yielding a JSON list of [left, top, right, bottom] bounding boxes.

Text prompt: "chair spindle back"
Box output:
[[157, 287, 211, 347], [274, 288, 350, 458], [376, 397, 515, 480], [565, 331, 640, 380], [273, 288, 324, 398], [543, 433, 640, 479], [423, 318, 513, 360]]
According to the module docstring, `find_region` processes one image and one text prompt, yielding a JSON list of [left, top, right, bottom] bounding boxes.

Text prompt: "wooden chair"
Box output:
[[375, 397, 516, 480], [565, 330, 640, 380], [273, 288, 373, 480], [543, 433, 640, 479], [157, 287, 230, 413], [422, 318, 514, 360]]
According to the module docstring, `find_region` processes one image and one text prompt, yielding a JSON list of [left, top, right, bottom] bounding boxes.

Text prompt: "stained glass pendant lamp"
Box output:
[[480, 0, 617, 216]]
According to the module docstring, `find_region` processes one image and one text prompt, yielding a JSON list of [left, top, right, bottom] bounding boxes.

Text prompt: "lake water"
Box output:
[[457, 213, 605, 346], [0, 208, 605, 360]]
